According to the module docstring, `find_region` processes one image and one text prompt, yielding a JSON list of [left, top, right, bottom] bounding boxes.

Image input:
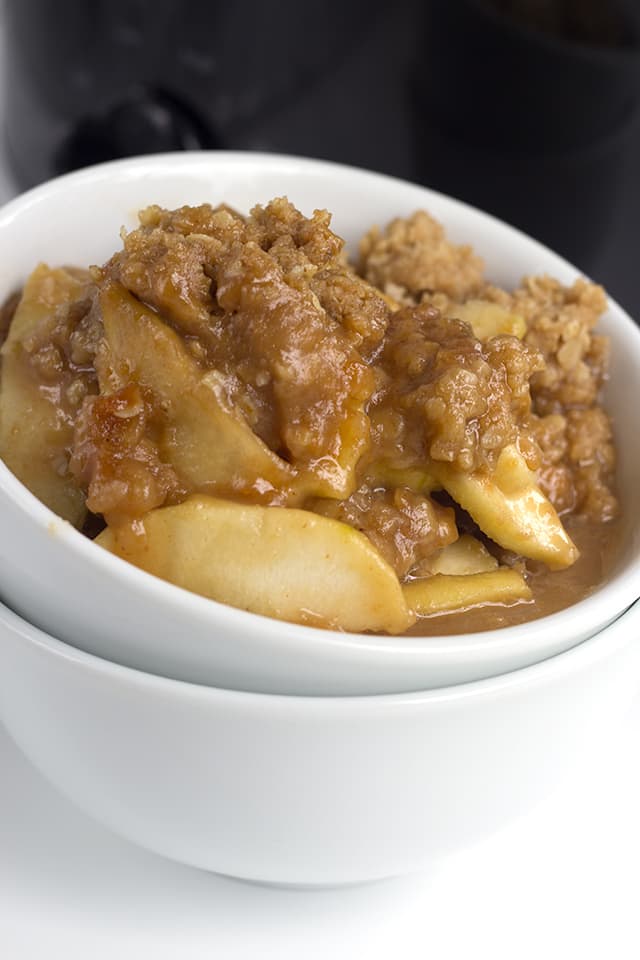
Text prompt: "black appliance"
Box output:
[[4, 0, 640, 315]]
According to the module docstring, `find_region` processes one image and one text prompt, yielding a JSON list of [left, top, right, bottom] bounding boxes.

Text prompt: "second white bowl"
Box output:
[[0, 597, 639, 886]]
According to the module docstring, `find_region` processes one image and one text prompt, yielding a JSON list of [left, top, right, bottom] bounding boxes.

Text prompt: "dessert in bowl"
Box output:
[[0, 152, 639, 695], [0, 595, 639, 885]]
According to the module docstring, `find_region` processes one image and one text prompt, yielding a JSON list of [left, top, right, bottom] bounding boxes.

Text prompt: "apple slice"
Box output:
[[99, 281, 296, 502], [97, 494, 414, 634], [430, 444, 578, 570], [454, 300, 526, 340], [427, 534, 498, 576], [404, 568, 531, 617], [0, 264, 89, 526], [362, 460, 437, 495]]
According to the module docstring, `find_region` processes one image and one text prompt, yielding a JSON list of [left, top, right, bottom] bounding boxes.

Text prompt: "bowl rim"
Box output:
[[0, 592, 637, 708], [1, 149, 639, 662]]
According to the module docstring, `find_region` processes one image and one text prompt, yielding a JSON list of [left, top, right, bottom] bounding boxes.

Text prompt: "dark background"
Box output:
[[4, 0, 640, 318]]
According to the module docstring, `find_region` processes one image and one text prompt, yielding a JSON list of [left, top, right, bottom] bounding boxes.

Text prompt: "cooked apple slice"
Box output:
[[298, 400, 371, 501], [99, 281, 297, 502], [427, 534, 498, 576], [362, 460, 437, 495], [379, 290, 401, 312], [0, 264, 89, 526], [404, 568, 531, 617], [454, 300, 526, 340], [430, 444, 578, 570], [97, 495, 414, 634]]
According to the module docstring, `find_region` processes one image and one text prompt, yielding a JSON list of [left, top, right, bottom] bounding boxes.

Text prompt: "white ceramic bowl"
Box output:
[[0, 152, 639, 696], [1, 596, 639, 886]]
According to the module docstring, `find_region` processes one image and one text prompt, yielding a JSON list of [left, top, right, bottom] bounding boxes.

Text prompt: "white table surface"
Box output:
[[1, 72, 640, 960]]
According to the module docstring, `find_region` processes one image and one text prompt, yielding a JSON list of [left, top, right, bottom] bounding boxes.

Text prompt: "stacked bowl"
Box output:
[[1, 154, 639, 886]]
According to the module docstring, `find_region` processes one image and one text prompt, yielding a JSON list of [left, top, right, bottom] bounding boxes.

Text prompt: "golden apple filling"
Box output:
[[0, 199, 618, 633]]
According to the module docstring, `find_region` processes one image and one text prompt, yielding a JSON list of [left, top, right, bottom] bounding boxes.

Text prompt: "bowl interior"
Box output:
[[0, 152, 639, 689]]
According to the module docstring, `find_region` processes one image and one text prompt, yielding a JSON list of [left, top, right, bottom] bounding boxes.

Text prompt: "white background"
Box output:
[[0, 39, 639, 960]]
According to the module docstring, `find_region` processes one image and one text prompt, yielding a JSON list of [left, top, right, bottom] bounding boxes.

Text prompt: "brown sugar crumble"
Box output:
[[359, 210, 485, 304], [362, 215, 618, 524]]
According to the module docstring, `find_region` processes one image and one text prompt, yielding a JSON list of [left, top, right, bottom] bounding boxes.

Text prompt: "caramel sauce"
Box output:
[[407, 514, 623, 635]]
